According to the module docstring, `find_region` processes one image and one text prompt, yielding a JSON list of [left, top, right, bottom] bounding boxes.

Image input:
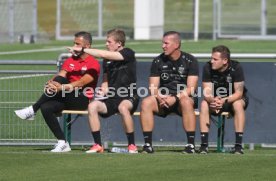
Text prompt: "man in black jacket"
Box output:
[[140, 31, 199, 154], [199, 45, 249, 154]]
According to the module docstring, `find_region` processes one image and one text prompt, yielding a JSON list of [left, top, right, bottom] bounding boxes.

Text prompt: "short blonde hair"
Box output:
[[107, 29, 126, 46]]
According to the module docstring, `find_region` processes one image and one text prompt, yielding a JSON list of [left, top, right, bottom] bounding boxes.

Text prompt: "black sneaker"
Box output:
[[141, 143, 154, 153], [230, 144, 244, 154], [182, 144, 195, 154], [198, 144, 208, 154]]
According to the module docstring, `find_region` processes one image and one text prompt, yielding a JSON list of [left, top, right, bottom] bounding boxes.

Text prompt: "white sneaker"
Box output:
[[51, 141, 71, 153], [14, 106, 35, 120]]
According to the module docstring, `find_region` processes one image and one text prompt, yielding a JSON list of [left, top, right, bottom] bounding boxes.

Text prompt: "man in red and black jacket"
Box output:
[[15, 31, 100, 153]]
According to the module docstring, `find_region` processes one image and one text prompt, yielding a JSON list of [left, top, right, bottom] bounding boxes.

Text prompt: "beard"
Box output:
[[72, 51, 84, 59]]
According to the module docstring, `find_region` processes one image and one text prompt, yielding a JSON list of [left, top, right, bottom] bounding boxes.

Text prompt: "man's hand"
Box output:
[[157, 95, 177, 108], [45, 80, 63, 92], [44, 80, 59, 95], [209, 97, 227, 113], [66, 46, 83, 56], [156, 94, 168, 108], [94, 87, 108, 100], [95, 87, 107, 97]]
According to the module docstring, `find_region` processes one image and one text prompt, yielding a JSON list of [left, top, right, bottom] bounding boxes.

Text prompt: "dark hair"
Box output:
[[74, 31, 92, 45], [163, 31, 181, 48], [107, 29, 126, 46], [212, 45, 231, 60]]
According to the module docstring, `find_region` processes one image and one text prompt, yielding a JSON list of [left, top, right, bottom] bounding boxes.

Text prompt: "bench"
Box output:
[[61, 110, 230, 152]]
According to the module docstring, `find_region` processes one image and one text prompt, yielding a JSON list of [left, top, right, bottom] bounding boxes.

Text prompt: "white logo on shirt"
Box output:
[[161, 73, 169, 80], [81, 66, 87, 74], [69, 64, 75, 70]]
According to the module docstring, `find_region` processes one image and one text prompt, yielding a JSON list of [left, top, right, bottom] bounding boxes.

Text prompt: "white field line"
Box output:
[[0, 47, 64, 55], [0, 74, 51, 80], [0, 75, 48, 104], [0, 41, 158, 55], [0, 74, 47, 104]]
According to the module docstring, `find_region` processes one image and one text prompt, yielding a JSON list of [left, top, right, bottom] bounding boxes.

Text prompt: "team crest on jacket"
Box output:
[[69, 64, 75, 70], [178, 66, 185, 74], [226, 74, 232, 83], [81, 66, 87, 74]]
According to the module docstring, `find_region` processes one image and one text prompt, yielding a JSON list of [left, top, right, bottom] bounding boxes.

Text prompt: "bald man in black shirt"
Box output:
[[140, 31, 199, 154]]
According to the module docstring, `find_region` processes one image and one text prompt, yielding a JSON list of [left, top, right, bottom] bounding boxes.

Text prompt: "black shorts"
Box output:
[[100, 95, 140, 118], [211, 95, 249, 116], [156, 96, 198, 118]]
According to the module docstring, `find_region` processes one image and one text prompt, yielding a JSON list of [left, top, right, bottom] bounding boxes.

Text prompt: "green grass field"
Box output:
[[1, 39, 276, 180], [2, 1, 276, 179], [1, 146, 276, 181], [1, 40, 276, 62]]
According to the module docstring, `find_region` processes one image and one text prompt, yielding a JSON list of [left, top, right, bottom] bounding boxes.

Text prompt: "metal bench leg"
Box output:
[[63, 113, 72, 145], [217, 115, 226, 152]]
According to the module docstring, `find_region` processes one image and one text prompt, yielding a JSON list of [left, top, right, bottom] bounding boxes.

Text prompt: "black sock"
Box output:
[[235, 132, 243, 146], [92, 131, 101, 146], [143, 131, 152, 146], [126, 132, 135, 145], [200, 132, 209, 146], [186, 131, 195, 145]]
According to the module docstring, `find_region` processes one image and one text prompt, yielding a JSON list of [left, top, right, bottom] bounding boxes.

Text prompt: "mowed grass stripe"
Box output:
[[0, 146, 276, 181]]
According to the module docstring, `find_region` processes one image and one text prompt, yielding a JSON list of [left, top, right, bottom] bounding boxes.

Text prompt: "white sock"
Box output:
[[28, 106, 34, 114], [58, 140, 65, 144]]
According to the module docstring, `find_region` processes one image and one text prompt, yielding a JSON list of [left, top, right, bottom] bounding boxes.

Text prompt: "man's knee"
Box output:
[[40, 103, 54, 114], [141, 96, 155, 111], [88, 101, 100, 112], [232, 99, 245, 112], [200, 100, 209, 111], [179, 96, 194, 109], [118, 102, 131, 115]]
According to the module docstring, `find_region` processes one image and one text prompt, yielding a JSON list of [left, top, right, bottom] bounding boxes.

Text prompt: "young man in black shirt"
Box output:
[[68, 29, 139, 153], [199, 45, 249, 154], [140, 31, 199, 154]]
